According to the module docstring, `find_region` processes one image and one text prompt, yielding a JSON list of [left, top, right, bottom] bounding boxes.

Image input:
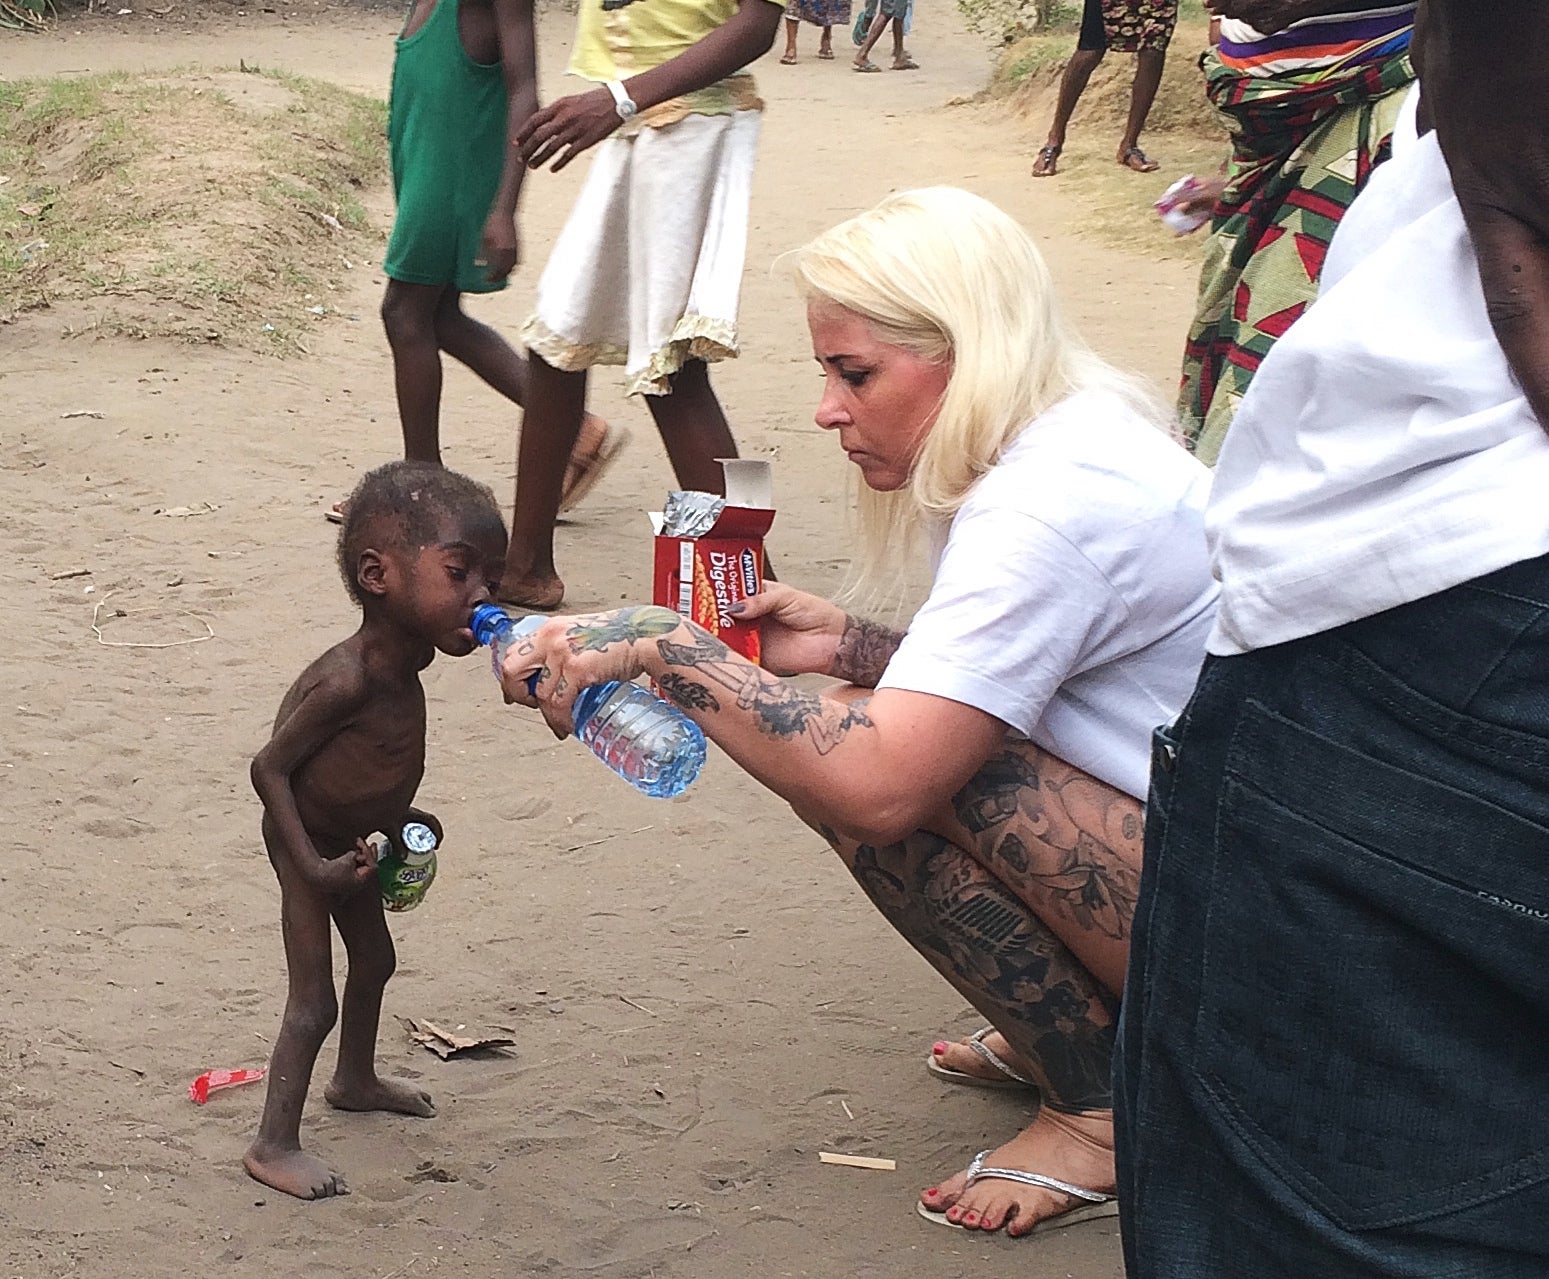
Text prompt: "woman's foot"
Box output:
[[817, 41, 834, 58], [891, 53, 919, 69], [919, 1108, 1116, 1237], [1119, 145, 1160, 173], [243, 1141, 349, 1200], [324, 1074, 436, 1117], [780, 49, 798, 64], [929, 1028, 1039, 1089], [1032, 144, 1062, 178], [853, 58, 882, 72]]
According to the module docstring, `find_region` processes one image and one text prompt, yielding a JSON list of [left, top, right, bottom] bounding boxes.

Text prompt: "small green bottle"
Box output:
[[378, 820, 439, 912]]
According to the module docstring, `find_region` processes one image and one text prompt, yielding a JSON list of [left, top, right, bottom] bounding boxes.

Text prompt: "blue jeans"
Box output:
[[1117, 554, 1549, 1278]]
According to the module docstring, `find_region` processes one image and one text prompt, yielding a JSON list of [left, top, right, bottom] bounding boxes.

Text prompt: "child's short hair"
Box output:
[[337, 461, 506, 603]]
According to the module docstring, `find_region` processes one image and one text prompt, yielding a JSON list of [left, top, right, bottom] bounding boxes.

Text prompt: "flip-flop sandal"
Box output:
[[916, 1151, 1119, 1235], [891, 56, 919, 69], [853, 59, 883, 72], [817, 47, 835, 58], [925, 1027, 1038, 1092], [780, 52, 797, 64], [559, 422, 631, 513], [1032, 144, 1061, 178], [1120, 146, 1160, 173]]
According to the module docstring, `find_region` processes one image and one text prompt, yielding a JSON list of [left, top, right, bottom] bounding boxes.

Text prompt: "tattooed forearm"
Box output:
[[656, 672, 720, 713], [566, 606, 682, 654], [658, 626, 874, 755], [830, 615, 906, 688]]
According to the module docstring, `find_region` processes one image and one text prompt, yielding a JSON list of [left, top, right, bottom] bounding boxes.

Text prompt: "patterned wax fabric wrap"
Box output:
[[1178, 45, 1416, 464], [784, 0, 852, 26], [1099, 0, 1178, 53], [383, 0, 509, 295]]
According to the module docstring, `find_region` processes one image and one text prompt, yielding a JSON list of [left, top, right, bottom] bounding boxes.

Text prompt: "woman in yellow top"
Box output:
[[496, 0, 783, 610]]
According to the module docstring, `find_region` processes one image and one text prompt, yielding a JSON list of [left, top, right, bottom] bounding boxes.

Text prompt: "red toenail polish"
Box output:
[[964, 1214, 979, 1225], [933, 1041, 948, 1055], [923, 1188, 938, 1200]]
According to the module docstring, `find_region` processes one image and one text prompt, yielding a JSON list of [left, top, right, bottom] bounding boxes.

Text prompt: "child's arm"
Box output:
[[251, 669, 379, 899], [481, 0, 541, 282], [516, 0, 782, 172]]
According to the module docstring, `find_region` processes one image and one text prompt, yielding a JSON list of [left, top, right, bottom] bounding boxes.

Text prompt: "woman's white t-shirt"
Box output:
[[876, 388, 1218, 800]]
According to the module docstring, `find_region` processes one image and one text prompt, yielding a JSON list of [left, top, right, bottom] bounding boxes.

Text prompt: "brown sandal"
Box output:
[[1032, 144, 1061, 177], [1119, 146, 1160, 173]]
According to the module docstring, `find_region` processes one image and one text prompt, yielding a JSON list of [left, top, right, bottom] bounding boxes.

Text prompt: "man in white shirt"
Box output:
[[1115, 2, 1549, 1275]]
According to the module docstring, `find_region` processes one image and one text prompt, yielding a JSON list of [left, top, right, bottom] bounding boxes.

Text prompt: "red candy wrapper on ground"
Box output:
[[189, 1067, 266, 1104]]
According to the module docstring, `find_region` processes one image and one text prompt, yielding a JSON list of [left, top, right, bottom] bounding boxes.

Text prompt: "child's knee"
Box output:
[[285, 987, 340, 1045], [381, 287, 436, 346], [348, 943, 396, 991]]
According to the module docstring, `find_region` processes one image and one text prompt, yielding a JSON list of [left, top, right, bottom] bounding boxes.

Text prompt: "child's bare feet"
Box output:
[[244, 1142, 349, 1200], [919, 1108, 1115, 1236], [324, 1075, 436, 1117]]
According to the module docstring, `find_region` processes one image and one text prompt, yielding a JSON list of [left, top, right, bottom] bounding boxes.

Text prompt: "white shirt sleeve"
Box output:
[[876, 505, 1126, 735]]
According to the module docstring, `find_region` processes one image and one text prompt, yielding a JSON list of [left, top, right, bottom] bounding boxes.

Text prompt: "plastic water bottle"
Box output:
[[378, 819, 439, 912], [469, 604, 707, 799]]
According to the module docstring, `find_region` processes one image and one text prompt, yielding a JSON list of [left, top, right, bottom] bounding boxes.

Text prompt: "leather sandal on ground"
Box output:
[[916, 1151, 1119, 1234], [1032, 144, 1061, 177], [559, 422, 630, 513], [853, 59, 882, 72], [925, 1027, 1038, 1093]]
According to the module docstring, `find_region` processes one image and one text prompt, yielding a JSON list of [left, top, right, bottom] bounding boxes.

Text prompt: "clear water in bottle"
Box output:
[[469, 604, 707, 798]]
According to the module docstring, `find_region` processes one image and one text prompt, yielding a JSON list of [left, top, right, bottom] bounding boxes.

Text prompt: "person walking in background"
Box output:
[[494, 0, 783, 610], [1177, 0, 1416, 463], [781, 0, 852, 62], [1031, 0, 1178, 176], [851, 0, 917, 71], [337, 0, 616, 525]]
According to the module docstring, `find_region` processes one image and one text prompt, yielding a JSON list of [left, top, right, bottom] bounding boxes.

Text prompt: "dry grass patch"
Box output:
[[0, 66, 387, 349]]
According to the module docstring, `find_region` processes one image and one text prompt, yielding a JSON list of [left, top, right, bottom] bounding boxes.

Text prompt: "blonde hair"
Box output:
[[786, 186, 1170, 595]]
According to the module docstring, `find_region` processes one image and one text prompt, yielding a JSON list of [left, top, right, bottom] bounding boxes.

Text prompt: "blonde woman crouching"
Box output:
[[502, 188, 1217, 1238]]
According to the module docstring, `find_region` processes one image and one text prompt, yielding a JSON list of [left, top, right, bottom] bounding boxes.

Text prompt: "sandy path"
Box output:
[[2, 6, 1198, 1276]]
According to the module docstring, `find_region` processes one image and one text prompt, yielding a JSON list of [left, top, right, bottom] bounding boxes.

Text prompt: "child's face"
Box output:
[[393, 518, 508, 656]]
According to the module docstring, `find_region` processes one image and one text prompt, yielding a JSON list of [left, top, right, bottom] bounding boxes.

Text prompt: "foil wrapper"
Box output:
[[661, 489, 726, 538]]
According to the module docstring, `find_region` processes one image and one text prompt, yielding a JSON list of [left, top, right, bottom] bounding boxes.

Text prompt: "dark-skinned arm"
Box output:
[[1204, 0, 1395, 36], [517, 0, 782, 171], [1414, 0, 1549, 433], [250, 669, 378, 898], [480, 0, 540, 282]]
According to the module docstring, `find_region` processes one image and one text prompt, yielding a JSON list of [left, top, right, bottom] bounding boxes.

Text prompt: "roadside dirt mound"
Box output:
[[0, 67, 386, 349]]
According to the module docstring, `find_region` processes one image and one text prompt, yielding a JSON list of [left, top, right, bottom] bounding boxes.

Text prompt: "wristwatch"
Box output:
[[605, 79, 638, 123]]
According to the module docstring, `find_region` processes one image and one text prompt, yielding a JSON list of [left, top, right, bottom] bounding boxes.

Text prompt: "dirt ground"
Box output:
[[1, 5, 1206, 1276]]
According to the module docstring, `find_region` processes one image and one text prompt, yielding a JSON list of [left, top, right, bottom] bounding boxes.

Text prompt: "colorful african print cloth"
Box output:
[[1100, 0, 1177, 53], [1178, 46, 1415, 464], [1218, 3, 1415, 78], [786, 0, 850, 26]]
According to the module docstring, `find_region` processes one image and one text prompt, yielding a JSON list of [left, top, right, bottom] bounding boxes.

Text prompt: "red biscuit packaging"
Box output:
[[652, 459, 775, 664]]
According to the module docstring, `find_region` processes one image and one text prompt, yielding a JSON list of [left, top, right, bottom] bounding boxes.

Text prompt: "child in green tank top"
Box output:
[[336, 0, 618, 524]]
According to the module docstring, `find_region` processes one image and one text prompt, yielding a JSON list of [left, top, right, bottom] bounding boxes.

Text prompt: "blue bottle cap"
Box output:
[[469, 603, 510, 647]]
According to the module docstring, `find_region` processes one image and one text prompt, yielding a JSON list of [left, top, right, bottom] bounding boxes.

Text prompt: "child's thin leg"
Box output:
[[244, 846, 347, 1200], [645, 359, 738, 493], [324, 886, 434, 1117], [499, 352, 589, 609], [432, 290, 528, 407], [381, 280, 448, 465]]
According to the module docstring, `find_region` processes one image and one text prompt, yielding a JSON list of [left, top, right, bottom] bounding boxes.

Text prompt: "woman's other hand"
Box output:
[[730, 584, 848, 677]]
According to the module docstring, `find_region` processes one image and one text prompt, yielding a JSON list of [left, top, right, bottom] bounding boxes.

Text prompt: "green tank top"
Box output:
[[385, 0, 509, 290]]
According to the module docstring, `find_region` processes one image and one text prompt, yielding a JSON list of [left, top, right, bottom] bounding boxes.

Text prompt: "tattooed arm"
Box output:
[[499, 605, 1006, 845], [731, 584, 904, 687]]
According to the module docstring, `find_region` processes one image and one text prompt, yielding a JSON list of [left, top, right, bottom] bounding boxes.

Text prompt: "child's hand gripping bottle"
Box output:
[[378, 819, 439, 912], [470, 604, 707, 799]]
